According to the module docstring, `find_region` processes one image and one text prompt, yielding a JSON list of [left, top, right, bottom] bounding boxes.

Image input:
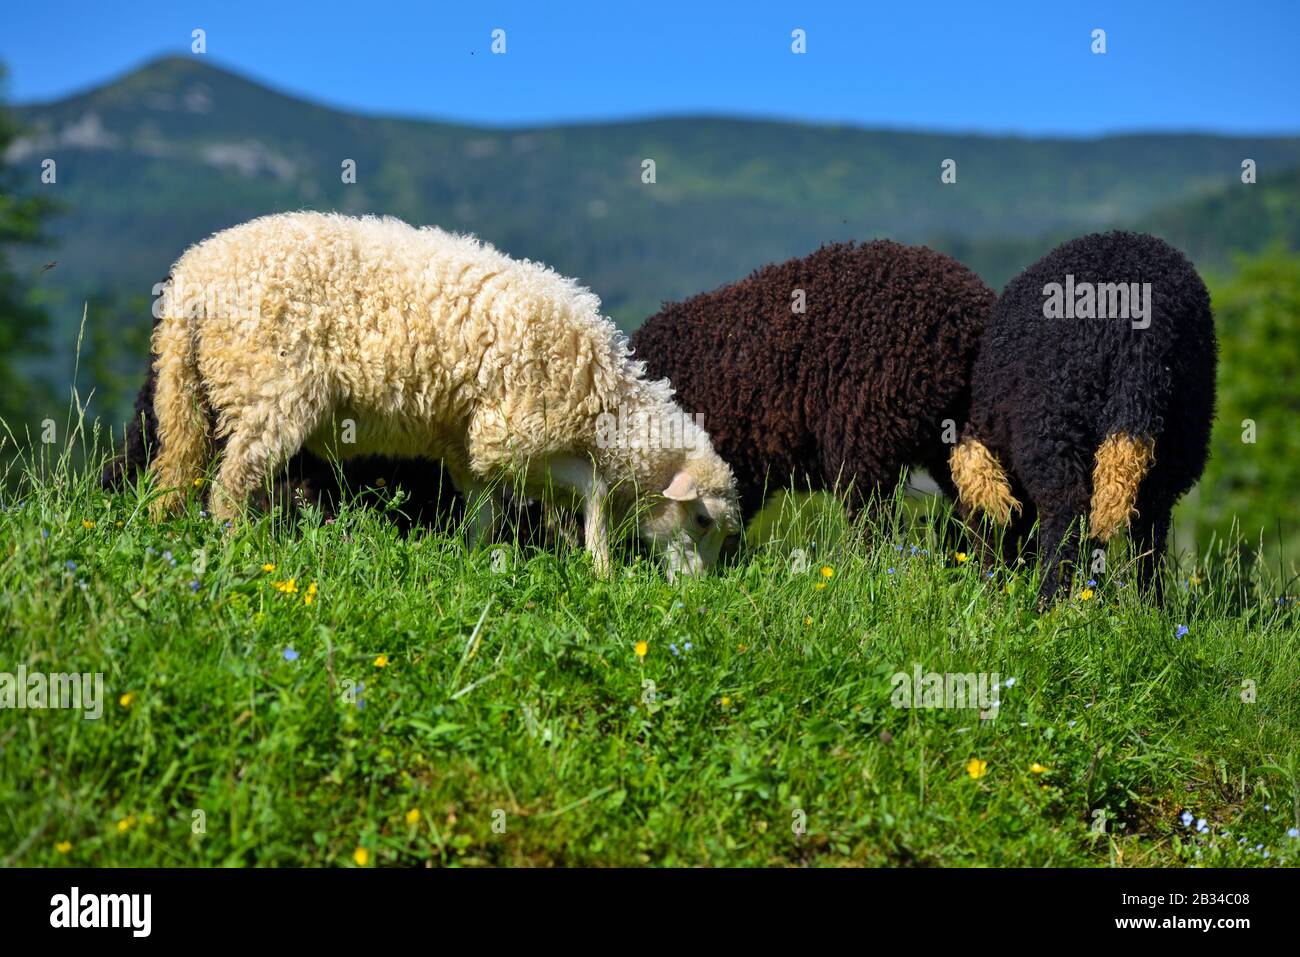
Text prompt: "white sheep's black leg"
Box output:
[[445, 463, 502, 550], [1036, 510, 1083, 608], [464, 482, 504, 550]]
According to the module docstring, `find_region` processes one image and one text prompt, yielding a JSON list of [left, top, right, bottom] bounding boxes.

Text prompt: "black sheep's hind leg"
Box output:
[[1129, 503, 1172, 606], [1036, 510, 1083, 609]]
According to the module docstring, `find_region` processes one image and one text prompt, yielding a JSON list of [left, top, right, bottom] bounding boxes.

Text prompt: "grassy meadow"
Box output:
[[2, 426, 1298, 868]]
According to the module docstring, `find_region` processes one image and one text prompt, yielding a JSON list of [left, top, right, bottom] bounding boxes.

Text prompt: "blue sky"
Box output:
[[3, 0, 1298, 135]]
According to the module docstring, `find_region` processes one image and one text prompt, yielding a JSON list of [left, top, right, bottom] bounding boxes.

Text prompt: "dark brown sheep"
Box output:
[[630, 241, 995, 518]]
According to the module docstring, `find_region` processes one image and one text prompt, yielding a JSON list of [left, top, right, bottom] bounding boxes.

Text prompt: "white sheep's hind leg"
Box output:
[[211, 398, 326, 522], [545, 454, 611, 578]]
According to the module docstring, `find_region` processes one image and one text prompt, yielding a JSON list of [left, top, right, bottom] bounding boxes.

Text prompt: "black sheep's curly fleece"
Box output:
[[962, 230, 1217, 601], [630, 240, 995, 517]]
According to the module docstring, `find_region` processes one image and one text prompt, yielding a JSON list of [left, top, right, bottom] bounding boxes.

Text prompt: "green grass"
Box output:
[[2, 437, 1298, 868]]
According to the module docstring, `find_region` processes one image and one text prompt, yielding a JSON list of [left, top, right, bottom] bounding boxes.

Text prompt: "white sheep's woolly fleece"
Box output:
[[148, 212, 738, 538]]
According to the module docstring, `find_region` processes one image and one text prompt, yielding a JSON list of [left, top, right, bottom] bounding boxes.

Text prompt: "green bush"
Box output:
[[1176, 250, 1300, 577]]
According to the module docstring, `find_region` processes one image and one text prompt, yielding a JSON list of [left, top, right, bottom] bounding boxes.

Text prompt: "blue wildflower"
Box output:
[[1175, 624, 1189, 638], [283, 648, 299, 662], [64, 560, 77, 572], [683, 641, 692, 652], [1181, 811, 1194, 828], [669, 643, 680, 657]]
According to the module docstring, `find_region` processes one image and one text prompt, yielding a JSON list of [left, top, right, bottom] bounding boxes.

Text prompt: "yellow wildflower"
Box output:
[[955, 552, 968, 564], [81, 519, 95, 530], [966, 758, 988, 780], [193, 477, 205, 488], [304, 581, 318, 605], [353, 847, 369, 866], [56, 841, 72, 854], [634, 640, 648, 659], [374, 654, 388, 668], [119, 692, 134, 708], [820, 566, 833, 579], [405, 808, 420, 826], [1030, 763, 1049, 774], [1079, 588, 1094, 601], [720, 695, 732, 708], [262, 563, 276, 573], [116, 815, 136, 833]]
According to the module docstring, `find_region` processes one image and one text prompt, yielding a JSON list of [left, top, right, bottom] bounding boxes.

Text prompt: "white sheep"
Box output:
[[149, 212, 740, 576]]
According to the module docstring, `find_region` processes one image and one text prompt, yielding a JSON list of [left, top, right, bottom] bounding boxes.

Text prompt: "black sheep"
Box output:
[[630, 241, 995, 519], [951, 231, 1217, 603]]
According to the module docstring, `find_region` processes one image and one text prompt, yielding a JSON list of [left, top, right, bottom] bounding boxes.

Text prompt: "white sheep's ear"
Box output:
[[662, 471, 700, 502]]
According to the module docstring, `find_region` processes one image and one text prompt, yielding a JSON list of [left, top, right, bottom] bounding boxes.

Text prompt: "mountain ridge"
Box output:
[[8, 56, 1300, 410]]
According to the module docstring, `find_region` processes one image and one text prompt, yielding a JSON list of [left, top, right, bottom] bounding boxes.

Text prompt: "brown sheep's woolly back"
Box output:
[[630, 241, 995, 516]]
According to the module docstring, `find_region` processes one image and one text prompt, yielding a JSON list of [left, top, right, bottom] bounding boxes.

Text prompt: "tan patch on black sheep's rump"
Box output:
[[1090, 432, 1155, 541], [950, 437, 1021, 524]]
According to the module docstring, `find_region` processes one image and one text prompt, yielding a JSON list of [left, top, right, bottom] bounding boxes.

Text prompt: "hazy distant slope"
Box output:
[[9, 55, 1300, 343]]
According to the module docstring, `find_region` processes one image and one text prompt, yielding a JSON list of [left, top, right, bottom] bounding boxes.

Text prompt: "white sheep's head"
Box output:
[[638, 462, 742, 580]]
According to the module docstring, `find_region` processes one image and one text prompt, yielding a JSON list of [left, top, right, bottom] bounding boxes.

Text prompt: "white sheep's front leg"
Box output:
[[544, 455, 611, 578], [584, 471, 611, 578]]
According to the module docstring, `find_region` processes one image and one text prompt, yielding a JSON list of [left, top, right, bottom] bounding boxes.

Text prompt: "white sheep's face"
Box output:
[[639, 471, 742, 581]]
